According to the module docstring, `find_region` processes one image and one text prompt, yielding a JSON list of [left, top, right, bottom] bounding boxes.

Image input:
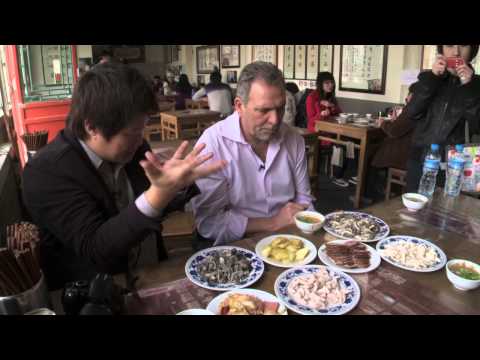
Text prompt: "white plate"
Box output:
[[323, 211, 390, 243], [318, 240, 381, 274], [255, 234, 317, 268], [274, 265, 360, 315], [185, 246, 264, 291], [206, 288, 288, 315], [176, 309, 214, 315], [376, 235, 447, 272]]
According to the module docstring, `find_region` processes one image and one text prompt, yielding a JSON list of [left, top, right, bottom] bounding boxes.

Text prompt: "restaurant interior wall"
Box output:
[[183, 45, 423, 111]]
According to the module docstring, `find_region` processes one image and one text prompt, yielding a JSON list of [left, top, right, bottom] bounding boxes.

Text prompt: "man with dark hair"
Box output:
[[191, 61, 315, 247], [22, 63, 226, 290], [192, 70, 233, 117], [404, 45, 480, 191]]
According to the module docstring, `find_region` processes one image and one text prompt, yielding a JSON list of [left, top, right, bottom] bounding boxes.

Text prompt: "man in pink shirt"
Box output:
[[191, 61, 316, 247]]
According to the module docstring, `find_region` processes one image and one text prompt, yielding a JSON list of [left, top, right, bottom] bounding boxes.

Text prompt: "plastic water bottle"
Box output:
[[418, 144, 441, 198], [444, 145, 466, 197]]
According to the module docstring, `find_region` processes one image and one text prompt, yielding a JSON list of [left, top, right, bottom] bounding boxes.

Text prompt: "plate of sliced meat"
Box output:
[[318, 240, 381, 274]]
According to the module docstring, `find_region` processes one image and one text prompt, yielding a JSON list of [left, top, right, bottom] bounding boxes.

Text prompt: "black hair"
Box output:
[[210, 71, 222, 84], [436, 45, 479, 62], [285, 82, 300, 94], [315, 71, 337, 103], [408, 81, 419, 94], [67, 62, 158, 141], [176, 74, 193, 96]]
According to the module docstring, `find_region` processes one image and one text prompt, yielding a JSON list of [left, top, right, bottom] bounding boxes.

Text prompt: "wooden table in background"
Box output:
[[185, 98, 209, 109], [123, 190, 480, 315], [161, 109, 221, 140], [315, 118, 385, 208]]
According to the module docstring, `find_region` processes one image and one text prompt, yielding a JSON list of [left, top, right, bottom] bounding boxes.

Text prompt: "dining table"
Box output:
[[160, 109, 221, 140], [315, 117, 385, 209], [116, 189, 480, 315]]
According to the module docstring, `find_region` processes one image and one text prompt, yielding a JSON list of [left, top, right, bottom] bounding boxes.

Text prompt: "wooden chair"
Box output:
[[385, 167, 407, 201]]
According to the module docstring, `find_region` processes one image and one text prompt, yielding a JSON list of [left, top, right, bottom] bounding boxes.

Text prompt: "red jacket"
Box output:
[[306, 90, 342, 133]]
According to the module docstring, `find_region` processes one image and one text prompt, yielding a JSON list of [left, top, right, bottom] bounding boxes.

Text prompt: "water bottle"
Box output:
[[445, 145, 466, 197], [418, 144, 441, 198]]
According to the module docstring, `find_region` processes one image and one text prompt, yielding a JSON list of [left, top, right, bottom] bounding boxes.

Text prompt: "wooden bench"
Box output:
[[385, 167, 407, 200]]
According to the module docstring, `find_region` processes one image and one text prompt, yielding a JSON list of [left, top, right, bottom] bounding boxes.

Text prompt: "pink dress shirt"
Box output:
[[191, 112, 315, 245]]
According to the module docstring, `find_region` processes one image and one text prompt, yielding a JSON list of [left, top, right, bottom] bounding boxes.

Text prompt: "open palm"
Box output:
[[140, 141, 227, 192]]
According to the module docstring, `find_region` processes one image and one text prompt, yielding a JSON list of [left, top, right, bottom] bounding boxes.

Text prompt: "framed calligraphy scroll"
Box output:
[[339, 45, 388, 94], [251, 45, 277, 65]]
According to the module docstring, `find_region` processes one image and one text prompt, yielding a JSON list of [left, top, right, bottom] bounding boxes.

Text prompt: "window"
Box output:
[[16, 45, 75, 103]]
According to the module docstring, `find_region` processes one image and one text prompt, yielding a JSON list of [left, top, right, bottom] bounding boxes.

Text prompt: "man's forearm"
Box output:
[[245, 216, 278, 235]]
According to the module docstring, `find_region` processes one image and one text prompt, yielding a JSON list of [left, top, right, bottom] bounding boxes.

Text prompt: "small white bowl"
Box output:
[[294, 211, 325, 234], [402, 193, 428, 212], [176, 309, 214, 315], [366, 113, 372, 119], [339, 113, 350, 119], [446, 259, 480, 291]]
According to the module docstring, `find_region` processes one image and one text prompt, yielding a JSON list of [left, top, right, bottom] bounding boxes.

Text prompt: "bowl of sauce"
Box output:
[[402, 193, 428, 212], [294, 211, 325, 234]]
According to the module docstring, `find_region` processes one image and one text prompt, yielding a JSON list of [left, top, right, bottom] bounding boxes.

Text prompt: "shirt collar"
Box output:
[[220, 111, 286, 145], [79, 140, 104, 170]]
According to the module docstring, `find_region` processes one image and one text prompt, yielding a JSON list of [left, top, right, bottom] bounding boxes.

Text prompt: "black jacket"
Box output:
[[22, 129, 199, 290], [405, 70, 480, 157]]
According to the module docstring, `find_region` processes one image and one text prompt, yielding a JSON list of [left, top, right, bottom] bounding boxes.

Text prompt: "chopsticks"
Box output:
[[20, 131, 49, 151], [0, 222, 42, 297]]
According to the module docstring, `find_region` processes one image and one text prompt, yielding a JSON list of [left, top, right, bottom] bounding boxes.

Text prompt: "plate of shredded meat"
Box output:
[[185, 246, 264, 291], [274, 265, 360, 315], [376, 236, 446, 272], [207, 289, 288, 315], [323, 211, 390, 242]]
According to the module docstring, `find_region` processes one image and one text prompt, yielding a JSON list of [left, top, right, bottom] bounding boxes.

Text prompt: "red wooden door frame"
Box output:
[[5, 45, 78, 168]]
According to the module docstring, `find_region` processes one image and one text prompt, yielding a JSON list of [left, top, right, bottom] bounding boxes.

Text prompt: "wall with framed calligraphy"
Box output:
[[251, 45, 277, 65], [339, 45, 388, 94], [283, 45, 295, 79]]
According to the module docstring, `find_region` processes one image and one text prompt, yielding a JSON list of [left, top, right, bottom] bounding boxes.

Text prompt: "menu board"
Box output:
[[319, 45, 334, 72], [283, 45, 295, 79], [252, 45, 277, 65], [340, 45, 387, 93], [294, 45, 306, 80], [306, 45, 319, 80]]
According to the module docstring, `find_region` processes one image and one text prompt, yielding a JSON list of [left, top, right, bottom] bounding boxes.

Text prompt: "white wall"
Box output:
[[77, 45, 92, 59]]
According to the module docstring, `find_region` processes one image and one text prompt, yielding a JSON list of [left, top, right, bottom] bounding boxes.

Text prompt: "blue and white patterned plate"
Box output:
[[274, 265, 361, 315], [323, 211, 390, 242], [376, 236, 447, 272], [185, 246, 264, 291]]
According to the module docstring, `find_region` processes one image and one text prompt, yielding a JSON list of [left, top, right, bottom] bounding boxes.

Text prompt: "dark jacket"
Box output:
[[22, 129, 199, 290], [371, 110, 415, 170], [405, 70, 480, 158]]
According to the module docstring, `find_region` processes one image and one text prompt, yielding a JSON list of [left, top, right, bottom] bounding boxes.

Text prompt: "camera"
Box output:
[[61, 274, 126, 315]]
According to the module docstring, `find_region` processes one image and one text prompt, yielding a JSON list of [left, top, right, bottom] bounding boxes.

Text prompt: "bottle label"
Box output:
[[424, 159, 440, 170]]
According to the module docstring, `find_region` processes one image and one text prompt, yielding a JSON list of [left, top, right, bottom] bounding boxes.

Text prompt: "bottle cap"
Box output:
[[431, 144, 439, 151], [455, 144, 464, 152]]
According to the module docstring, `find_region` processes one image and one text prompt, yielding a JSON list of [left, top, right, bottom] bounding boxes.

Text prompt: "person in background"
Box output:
[[192, 70, 233, 118], [174, 74, 193, 110], [306, 72, 351, 188], [22, 63, 226, 290], [404, 45, 480, 192], [282, 82, 299, 126], [152, 75, 163, 96], [191, 61, 315, 248], [163, 71, 177, 96], [364, 82, 419, 200], [97, 50, 114, 65]]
